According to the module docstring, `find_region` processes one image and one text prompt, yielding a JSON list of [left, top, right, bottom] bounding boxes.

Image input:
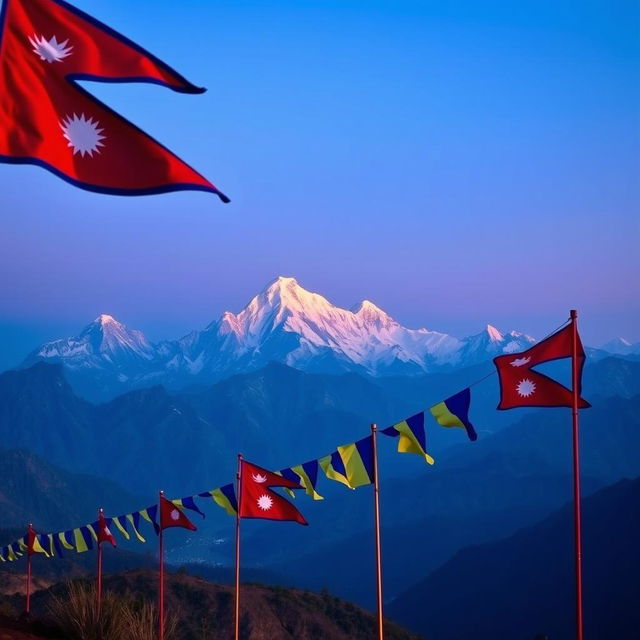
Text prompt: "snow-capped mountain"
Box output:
[[23, 313, 157, 378], [600, 338, 640, 357], [176, 276, 467, 378], [17, 276, 584, 400]]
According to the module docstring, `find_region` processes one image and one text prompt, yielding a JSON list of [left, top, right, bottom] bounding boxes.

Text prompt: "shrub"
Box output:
[[48, 581, 125, 640], [48, 581, 177, 640]]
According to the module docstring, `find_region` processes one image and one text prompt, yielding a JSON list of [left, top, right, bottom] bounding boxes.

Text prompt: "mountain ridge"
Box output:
[[20, 276, 543, 400], [387, 476, 640, 639]]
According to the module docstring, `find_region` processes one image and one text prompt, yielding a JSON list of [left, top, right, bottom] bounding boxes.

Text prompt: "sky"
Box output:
[[0, 0, 638, 370]]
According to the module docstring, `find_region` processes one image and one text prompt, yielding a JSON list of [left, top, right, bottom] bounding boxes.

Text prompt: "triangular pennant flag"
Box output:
[[381, 412, 435, 464], [112, 515, 131, 541], [319, 451, 352, 489], [127, 513, 146, 543], [320, 437, 374, 489], [173, 496, 206, 518], [430, 388, 478, 441], [200, 484, 237, 517], [280, 461, 324, 500], [26, 525, 50, 557]]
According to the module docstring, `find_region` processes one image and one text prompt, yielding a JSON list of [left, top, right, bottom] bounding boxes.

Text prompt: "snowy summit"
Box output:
[[23, 276, 543, 395]]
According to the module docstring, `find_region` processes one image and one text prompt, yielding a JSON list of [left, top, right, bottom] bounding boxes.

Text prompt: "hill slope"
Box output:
[[0, 449, 143, 531], [1, 570, 419, 640], [388, 477, 640, 640]]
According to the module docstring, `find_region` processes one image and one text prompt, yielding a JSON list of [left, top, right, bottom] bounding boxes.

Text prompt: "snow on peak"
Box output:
[[600, 337, 640, 355], [95, 313, 118, 326], [352, 300, 396, 331], [485, 324, 504, 342], [28, 313, 155, 369], [23, 276, 546, 387], [199, 276, 462, 374]]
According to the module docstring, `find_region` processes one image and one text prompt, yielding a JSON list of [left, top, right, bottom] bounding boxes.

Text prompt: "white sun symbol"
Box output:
[[510, 356, 531, 367], [29, 34, 73, 63], [257, 494, 273, 511], [252, 473, 267, 484], [516, 379, 536, 397], [170, 509, 180, 521], [60, 113, 106, 157]]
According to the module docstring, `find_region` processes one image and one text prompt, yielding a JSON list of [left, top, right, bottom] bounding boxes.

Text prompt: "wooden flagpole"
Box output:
[[570, 310, 584, 640], [159, 491, 165, 640], [371, 424, 385, 640], [234, 454, 243, 640], [96, 509, 103, 617], [25, 524, 32, 615]]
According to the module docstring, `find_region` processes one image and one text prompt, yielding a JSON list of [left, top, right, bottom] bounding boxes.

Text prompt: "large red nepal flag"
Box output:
[[159, 495, 197, 531], [0, 0, 229, 200], [494, 321, 590, 410], [239, 460, 308, 525]]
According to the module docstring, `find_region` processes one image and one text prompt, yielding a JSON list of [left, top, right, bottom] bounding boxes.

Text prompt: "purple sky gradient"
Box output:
[[0, 0, 638, 369]]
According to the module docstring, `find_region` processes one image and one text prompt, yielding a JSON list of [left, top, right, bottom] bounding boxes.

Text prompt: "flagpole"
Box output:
[[371, 424, 385, 640], [25, 524, 32, 615], [159, 491, 165, 640], [97, 509, 103, 618], [234, 454, 243, 640], [570, 310, 584, 640]]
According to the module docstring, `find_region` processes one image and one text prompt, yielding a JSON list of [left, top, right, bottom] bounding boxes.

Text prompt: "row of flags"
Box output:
[[0, 318, 587, 561], [0, 403, 475, 561]]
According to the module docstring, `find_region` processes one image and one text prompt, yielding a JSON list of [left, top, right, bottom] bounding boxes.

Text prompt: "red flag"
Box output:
[[96, 512, 116, 547], [239, 460, 308, 525], [494, 321, 590, 409], [159, 495, 196, 531], [0, 0, 229, 201]]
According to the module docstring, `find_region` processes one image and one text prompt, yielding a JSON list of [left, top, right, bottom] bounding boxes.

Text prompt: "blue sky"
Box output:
[[0, 0, 638, 369]]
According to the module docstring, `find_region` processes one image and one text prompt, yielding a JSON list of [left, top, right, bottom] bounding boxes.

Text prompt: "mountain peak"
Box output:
[[600, 337, 640, 356], [352, 300, 395, 328], [255, 276, 334, 317], [267, 275, 299, 288], [92, 313, 123, 331], [485, 324, 504, 342], [353, 299, 385, 314]]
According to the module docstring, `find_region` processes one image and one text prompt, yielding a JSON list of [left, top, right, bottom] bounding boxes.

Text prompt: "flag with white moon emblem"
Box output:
[[493, 321, 590, 410], [0, 0, 229, 201], [239, 460, 308, 525]]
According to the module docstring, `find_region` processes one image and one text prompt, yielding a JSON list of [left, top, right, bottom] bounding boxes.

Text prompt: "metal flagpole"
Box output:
[[97, 509, 103, 617], [570, 310, 584, 640], [234, 454, 243, 640], [25, 524, 32, 615], [371, 424, 385, 640], [159, 491, 165, 640]]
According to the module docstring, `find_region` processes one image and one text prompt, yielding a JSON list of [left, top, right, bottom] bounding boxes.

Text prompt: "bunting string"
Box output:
[[0, 380, 489, 561]]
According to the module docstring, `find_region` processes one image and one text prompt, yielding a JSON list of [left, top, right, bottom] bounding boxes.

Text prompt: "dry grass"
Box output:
[[119, 600, 178, 640], [48, 581, 124, 640], [48, 581, 177, 640]]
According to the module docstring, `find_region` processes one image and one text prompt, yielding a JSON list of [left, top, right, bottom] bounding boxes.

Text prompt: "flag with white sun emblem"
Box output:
[[159, 496, 197, 531], [0, 0, 229, 201], [493, 321, 590, 410], [239, 460, 308, 525], [95, 511, 116, 547]]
